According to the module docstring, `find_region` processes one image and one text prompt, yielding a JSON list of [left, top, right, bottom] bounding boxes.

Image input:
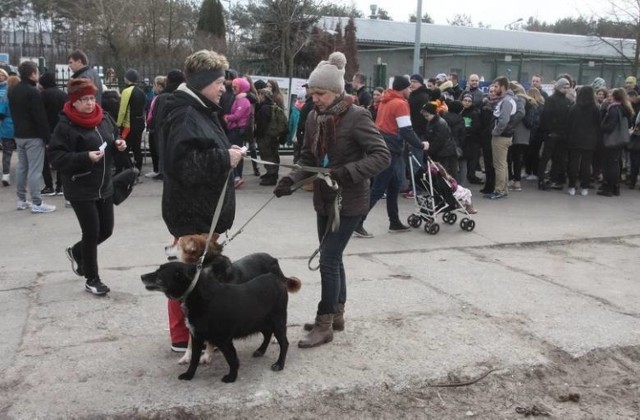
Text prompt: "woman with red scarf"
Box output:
[[49, 78, 127, 295]]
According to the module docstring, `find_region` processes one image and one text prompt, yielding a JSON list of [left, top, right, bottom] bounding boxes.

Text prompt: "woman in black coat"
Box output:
[[566, 86, 601, 196], [421, 102, 458, 177], [49, 79, 127, 295], [598, 88, 633, 197]]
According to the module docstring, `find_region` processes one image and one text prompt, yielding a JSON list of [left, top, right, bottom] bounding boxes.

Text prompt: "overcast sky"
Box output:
[[350, 0, 614, 28]]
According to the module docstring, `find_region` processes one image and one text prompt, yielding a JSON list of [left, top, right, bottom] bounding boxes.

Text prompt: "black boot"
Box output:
[[260, 175, 277, 186], [252, 161, 261, 177]]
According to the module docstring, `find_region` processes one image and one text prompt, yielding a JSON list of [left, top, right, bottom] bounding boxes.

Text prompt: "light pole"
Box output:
[[504, 18, 523, 30], [412, 0, 423, 74]]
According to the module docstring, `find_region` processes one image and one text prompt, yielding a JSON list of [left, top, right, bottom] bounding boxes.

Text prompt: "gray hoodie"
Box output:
[[492, 89, 517, 137]]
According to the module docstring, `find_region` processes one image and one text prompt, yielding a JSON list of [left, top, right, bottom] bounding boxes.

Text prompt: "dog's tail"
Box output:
[[285, 276, 302, 293]]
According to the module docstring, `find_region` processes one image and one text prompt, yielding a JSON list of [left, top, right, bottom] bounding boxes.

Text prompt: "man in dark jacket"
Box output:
[[116, 68, 147, 175], [352, 72, 371, 108], [537, 78, 572, 190], [39, 72, 68, 195], [68, 49, 103, 104], [158, 49, 244, 352], [9, 61, 55, 213]]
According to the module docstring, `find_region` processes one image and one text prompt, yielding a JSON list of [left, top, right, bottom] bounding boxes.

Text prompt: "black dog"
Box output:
[[141, 261, 301, 383]]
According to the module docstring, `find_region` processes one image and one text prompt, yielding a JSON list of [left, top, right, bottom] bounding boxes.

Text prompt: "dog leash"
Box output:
[[179, 169, 233, 301], [223, 157, 341, 271]]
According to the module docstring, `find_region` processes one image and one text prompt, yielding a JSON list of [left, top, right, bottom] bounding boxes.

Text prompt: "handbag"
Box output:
[[602, 109, 630, 148], [112, 167, 139, 205]]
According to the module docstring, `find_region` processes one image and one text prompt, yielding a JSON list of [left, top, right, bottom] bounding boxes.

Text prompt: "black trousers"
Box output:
[[629, 150, 640, 187], [482, 144, 495, 192], [567, 148, 593, 189], [507, 144, 528, 181], [601, 146, 622, 190], [70, 196, 115, 280], [148, 130, 159, 173]]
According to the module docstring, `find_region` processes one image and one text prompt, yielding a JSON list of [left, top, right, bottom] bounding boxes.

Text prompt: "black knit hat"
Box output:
[[422, 102, 438, 115], [392, 75, 410, 91]]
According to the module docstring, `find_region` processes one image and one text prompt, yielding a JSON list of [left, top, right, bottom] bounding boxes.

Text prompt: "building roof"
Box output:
[[320, 17, 635, 60]]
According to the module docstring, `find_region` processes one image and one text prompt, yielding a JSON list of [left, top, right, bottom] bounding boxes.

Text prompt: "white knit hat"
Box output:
[[307, 52, 346, 93]]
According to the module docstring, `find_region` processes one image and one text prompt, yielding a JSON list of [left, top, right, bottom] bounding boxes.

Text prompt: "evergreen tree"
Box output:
[[197, 0, 225, 38], [344, 17, 359, 79]]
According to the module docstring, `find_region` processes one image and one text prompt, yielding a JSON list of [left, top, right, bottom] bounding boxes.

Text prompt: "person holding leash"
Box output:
[[274, 52, 390, 348], [157, 50, 244, 352]]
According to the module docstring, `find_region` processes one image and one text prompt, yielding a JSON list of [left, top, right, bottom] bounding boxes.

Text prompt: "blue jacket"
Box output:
[[0, 81, 14, 139]]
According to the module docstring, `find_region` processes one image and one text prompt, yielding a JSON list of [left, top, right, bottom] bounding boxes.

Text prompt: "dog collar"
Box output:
[[180, 265, 203, 301]]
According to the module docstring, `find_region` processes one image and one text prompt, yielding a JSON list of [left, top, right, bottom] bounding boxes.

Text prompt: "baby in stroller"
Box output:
[[429, 161, 477, 214]]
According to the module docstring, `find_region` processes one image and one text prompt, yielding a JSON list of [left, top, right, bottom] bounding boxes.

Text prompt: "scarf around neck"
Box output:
[[64, 101, 104, 129], [313, 93, 354, 159]]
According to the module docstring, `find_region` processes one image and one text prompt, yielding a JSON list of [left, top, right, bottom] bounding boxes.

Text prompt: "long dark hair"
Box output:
[[575, 86, 595, 107]]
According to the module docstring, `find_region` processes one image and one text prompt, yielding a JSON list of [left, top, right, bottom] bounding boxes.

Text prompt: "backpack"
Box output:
[[266, 104, 289, 144], [522, 101, 539, 129]]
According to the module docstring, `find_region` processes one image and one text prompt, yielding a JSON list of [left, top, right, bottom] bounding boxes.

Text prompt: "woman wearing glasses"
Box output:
[[49, 78, 127, 296]]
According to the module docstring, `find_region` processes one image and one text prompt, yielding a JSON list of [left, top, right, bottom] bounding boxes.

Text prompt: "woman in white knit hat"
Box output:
[[274, 52, 391, 348]]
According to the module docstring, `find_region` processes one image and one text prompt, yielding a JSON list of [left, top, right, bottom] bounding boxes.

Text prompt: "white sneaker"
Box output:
[[17, 200, 32, 210], [31, 202, 56, 213], [580, 188, 589, 196], [2, 174, 9, 186], [144, 171, 159, 178], [525, 174, 538, 181], [568, 187, 576, 196]]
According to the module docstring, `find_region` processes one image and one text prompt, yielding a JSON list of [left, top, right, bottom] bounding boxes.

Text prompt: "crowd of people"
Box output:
[[2, 47, 639, 352]]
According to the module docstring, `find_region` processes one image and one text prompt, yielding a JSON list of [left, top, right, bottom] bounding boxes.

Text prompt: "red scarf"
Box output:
[[63, 102, 104, 129]]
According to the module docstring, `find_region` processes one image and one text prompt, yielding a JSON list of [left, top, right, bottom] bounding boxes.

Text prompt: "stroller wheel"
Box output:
[[425, 222, 440, 235], [407, 214, 422, 228], [443, 212, 457, 225], [465, 219, 476, 232]]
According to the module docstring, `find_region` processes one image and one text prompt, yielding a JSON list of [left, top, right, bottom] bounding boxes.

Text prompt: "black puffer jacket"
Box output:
[[48, 111, 119, 201], [567, 102, 601, 151], [424, 114, 457, 159], [159, 84, 235, 238]]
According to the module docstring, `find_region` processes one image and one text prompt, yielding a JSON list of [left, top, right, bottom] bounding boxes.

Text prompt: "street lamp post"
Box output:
[[504, 18, 523, 30], [412, 0, 423, 74]]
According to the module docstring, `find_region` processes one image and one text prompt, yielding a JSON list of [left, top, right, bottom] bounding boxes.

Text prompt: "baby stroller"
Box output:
[[406, 153, 476, 234]]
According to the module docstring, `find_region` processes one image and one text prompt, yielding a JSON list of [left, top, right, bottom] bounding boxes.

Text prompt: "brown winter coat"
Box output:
[[289, 104, 390, 217]]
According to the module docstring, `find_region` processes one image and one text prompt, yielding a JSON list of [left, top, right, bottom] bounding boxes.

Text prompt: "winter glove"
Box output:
[[273, 177, 294, 197], [329, 167, 351, 185]]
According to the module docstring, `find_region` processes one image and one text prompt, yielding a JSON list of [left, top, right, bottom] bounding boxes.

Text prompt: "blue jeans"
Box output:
[[369, 153, 403, 225], [15, 137, 45, 205], [316, 214, 361, 315]]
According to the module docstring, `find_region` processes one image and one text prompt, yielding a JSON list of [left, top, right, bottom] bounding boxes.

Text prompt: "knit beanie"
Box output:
[[67, 78, 97, 103], [626, 76, 637, 85], [125, 68, 139, 84], [435, 73, 447, 82], [232, 77, 250, 94], [307, 52, 346, 93], [410, 73, 424, 85], [166, 69, 185, 86], [555, 78, 570, 91], [39, 72, 57, 89], [254, 79, 267, 90], [422, 102, 438, 115], [591, 77, 606, 90], [392, 75, 410, 91]]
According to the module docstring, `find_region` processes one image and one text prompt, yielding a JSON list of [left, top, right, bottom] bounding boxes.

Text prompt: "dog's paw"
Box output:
[[178, 372, 194, 381], [271, 362, 284, 372], [252, 349, 266, 358], [178, 350, 192, 365], [199, 352, 212, 364], [221, 373, 237, 383]]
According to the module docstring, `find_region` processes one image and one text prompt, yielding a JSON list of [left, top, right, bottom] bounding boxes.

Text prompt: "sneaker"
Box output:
[[65, 247, 84, 277], [41, 187, 56, 196], [171, 341, 188, 353], [464, 204, 478, 214], [389, 222, 411, 233], [17, 200, 33, 210], [403, 190, 415, 199], [487, 191, 508, 200], [468, 177, 484, 185], [55, 188, 64, 196], [2, 174, 9, 186], [353, 226, 374, 238], [144, 171, 159, 178], [549, 182, 564, 190], [85, 278, 110, 295], [234, 177, 245, 188], [568, 187, 576, 196], [580, 188, 589, 196], [31, 202, 56, 213], [509, 181, 522, 192], [525, 174, 538, 181], [65, 200, 72, 208], [135, 176, 143, 185]]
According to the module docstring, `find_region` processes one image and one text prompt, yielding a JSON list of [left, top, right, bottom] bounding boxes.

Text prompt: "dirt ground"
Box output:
[[97, 346, 640, 419]]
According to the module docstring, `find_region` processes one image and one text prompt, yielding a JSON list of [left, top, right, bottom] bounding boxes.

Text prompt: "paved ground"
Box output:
[[1, 156, 639, 419]]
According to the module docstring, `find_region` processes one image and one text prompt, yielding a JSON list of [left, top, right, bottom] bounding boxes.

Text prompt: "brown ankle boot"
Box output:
[[303, 304, 344, 331], [298, 314, 334, 348]]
